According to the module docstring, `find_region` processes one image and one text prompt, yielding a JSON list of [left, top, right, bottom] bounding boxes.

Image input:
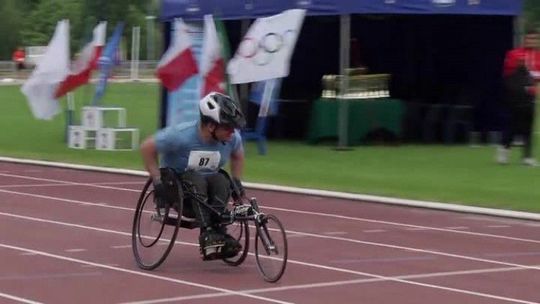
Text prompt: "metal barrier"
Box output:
[[0, 60, 159, 81], [0, 61, 16, 78]]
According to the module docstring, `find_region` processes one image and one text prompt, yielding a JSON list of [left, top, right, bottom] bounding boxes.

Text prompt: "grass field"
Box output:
[[1, 83, 539, 213]]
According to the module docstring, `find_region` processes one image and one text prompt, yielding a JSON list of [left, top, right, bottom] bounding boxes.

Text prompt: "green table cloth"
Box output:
[[307, 98, 404, 145]]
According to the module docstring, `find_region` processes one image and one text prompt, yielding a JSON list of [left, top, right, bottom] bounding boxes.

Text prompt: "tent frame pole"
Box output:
[[337, 14, 351, 149]]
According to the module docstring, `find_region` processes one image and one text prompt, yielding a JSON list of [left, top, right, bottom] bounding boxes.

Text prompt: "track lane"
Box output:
[[1, 161, 540, 303]]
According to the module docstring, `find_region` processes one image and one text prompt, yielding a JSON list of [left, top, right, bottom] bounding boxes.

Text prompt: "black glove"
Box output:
[[231, 177, 245, 201], [153, 178, 167, 208]]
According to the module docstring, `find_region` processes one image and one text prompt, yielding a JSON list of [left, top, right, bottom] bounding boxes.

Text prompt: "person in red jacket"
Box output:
[[497, 27, 540, 166], [12, 47, 26, 71]]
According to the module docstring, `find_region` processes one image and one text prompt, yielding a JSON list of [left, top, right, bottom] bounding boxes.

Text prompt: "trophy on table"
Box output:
[[322, 73, 390, 99], [322, 74, 340, 98]]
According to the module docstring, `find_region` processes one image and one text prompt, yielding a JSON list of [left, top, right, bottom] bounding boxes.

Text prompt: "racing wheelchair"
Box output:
[[131, 168, 288, 283]]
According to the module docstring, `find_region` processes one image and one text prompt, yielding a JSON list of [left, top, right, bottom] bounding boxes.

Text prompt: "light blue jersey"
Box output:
[[155, 121, 243, 175]]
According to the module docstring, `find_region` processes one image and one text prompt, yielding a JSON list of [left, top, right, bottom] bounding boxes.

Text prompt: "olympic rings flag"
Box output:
[[227, 9, 306, 84]]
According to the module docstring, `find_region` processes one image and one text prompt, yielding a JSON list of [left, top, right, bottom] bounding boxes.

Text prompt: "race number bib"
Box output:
[[187, 151, 221, 171], [530, 71, 540, 80]]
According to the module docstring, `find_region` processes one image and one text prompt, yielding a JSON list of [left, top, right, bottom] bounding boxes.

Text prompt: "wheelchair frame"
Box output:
[[131, 169, 288, 283]]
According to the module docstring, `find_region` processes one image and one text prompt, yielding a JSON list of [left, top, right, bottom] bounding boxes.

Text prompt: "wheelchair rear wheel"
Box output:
[[222, 220, 250, 266], [132, 178, 182, 270], [254, 214, 288, 282]]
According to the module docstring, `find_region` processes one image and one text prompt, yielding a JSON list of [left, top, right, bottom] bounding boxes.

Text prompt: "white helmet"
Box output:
[[199, 92, 245, 128]]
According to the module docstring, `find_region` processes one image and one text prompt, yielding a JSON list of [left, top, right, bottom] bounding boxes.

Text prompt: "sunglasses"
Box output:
[[218, 124, 235, 131]]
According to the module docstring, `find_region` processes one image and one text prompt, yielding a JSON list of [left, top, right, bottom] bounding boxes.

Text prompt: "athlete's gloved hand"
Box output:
[[153, 178, 167, 208], [231, 177, 245, 201]]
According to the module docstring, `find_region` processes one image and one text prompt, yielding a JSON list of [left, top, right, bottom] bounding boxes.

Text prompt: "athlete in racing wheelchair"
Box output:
[[140, 92, 247, 260]]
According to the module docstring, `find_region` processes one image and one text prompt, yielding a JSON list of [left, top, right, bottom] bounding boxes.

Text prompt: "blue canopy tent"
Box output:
[[160, 1, 521, 20], [159, 0, 524, 143]]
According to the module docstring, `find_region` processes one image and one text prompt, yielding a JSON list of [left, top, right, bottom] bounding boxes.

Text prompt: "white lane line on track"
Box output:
[[127, 265, 540, 304], [362, 229, 386, 233], [0, 181, 144, 189], [330, 256, 436, 264], [65, 249, 87, 253], [445, 226, 470, 230], [0, 272, 102, 281], [3, 186, 540, 276], [484, 252, 540, 258], [1, 174, 539, 245], [323, 231, 347, 235], [111, 245, 132, 249], [0, 188, 133, 211], [0, 172, 143, 192], [263, 206, 540, 244], [0, 213, 537, 304], [2, 211, 540, 303], [0, 243, 293, 304], [283, 226, 540, 271], [1, 189, 540, 272], [487, 225, 511, 228], [0, 292, 43, 304], [0, 183, 67, 188], [3, 157, 540, 221]]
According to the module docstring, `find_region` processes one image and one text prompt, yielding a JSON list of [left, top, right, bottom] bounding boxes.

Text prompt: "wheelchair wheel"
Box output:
[[132, 178, 182, 270], [254, 214, 288, 282], [222, 220, 250, 266]]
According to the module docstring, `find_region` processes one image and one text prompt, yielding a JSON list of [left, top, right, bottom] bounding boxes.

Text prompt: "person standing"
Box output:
[[497, 27, 540, 166], [12, 47, 26, 76]]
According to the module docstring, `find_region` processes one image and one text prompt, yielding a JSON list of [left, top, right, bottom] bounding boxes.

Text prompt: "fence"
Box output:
[[0, 60, 159, 81], [0, 62, 16, 78]]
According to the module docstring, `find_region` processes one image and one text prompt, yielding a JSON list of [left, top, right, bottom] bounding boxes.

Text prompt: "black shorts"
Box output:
[[16, 62, 24, 71]]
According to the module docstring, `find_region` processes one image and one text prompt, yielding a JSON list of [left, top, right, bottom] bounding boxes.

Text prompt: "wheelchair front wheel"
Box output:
[[222, 220, 250, 266], [132, 178, 182, 270], [254, 214, 288, 283]]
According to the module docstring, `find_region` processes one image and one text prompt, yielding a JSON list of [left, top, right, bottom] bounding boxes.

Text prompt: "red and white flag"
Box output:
[[156, 18, 198, 91], [200, 14, 226, 96], [55, 22, 107, 98], [21, 20, 70, 120]]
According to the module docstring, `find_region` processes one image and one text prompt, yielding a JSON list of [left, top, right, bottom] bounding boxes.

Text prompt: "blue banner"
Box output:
[[161, 0, 522, 21], [166, 21, 204, 126], [93, 23, 124, 105]]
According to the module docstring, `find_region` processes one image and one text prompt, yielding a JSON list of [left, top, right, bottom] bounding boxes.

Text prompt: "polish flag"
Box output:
[[156, 18, 198, 91], [55, 22, 107, 98], [21, 20, 70, 120], [200, 15, 225, 96]]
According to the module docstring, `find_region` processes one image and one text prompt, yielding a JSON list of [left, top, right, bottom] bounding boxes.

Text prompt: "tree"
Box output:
[[524, 0, 540, 27], [0, 0, 23, 59], [81, 0, 148, 59], [20, 0, 83, 53]]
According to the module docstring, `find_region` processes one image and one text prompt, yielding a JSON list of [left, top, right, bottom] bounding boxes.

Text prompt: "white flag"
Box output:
[[21, 20, 70, 120], [227, 9, 306, 84]]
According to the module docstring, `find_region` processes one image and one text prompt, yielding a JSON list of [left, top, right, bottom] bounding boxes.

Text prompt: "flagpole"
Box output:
[[65, 92, 75, 143], [238, 19, 250, 112], [336, 14, 353, 151], [214, 14, 241, 105]]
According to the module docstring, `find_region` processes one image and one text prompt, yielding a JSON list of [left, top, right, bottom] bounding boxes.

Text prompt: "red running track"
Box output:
[[0, 161, 539, 304]]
